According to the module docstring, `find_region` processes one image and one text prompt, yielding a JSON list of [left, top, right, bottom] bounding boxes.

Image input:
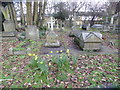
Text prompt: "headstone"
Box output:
[[113, 24, 116, 30], [47, 22, 50, 29], [45, 16, 60, 47], [3, 20, 15, 32], [86, 24, 90, 30], [8, 47, 14, 55], [45, 30, 60, 47], [25, 25, 39, 41], [26, 48, 31, 54]]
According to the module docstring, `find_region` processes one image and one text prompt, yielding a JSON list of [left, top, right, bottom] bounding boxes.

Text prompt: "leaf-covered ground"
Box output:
[[1, 30, 119, 88]]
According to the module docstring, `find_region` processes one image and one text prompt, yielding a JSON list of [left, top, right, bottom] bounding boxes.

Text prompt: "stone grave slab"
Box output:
[[41, 46, 65, 55], [2, 31, 16, 37]]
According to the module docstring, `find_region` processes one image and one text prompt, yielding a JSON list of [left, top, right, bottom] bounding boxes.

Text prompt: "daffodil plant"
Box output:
[[28, 53, 48, 74]]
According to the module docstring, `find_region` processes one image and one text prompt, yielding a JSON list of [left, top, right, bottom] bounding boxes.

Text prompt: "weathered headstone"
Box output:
[[3, 20, 15, 32], [45, 16, 60, 47], [25, 25, 39, 41]]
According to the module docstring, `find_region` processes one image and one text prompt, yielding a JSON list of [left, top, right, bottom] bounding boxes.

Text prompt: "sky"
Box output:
[[51, 0, 108, 3]]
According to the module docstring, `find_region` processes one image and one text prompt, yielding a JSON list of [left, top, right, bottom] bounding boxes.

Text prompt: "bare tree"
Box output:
[[10, 2, 19, 29], [40, 1, 47, 26], [86, 2, 108, 26], [33, 1, 38, 25], [66, 1, 85, 27], [26, 1, 32, 25], [20, 1, 25, 25]]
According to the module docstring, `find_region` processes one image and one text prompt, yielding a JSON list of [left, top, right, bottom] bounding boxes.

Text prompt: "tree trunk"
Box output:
[[38, 1, 42, 27], [20, 2, 25, 25], [90, 16, 95, 27], [69, 17, 72, 27], [11, 3, 18, 29], [8, 4, 13, 21], [40, 1, 47, 26], [33, 2, 38, 25], [26, 2, 32, 25]]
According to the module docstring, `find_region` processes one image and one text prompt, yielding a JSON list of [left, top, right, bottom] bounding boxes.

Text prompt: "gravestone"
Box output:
[[74, 31, 102, 50], [86, 24, 90, 30], [45, 16, 60, 47], [25, 25, 39, 41], [56, 20, 59, 29], [3, 20, 15, 32], [45, 30, 60, 47]]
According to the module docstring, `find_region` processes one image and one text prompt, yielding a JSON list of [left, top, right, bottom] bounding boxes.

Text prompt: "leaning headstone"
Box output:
[[25, 25, 39, 41]]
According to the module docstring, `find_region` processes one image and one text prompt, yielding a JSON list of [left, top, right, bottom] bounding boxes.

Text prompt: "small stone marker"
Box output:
[[8, 47, 14, 55], [8, 47, 31, 55], [87, 24, 90, 30], [25, 25, 39, 41], [56, 20, 59, 29]]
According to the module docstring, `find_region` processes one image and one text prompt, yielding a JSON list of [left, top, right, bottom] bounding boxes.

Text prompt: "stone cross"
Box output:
[[110, 16, 114, 25], [50, 16, 53, 31]]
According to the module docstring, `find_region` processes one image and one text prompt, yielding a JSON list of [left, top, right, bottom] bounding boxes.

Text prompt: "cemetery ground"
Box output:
[[1, 28, 119, 88]]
